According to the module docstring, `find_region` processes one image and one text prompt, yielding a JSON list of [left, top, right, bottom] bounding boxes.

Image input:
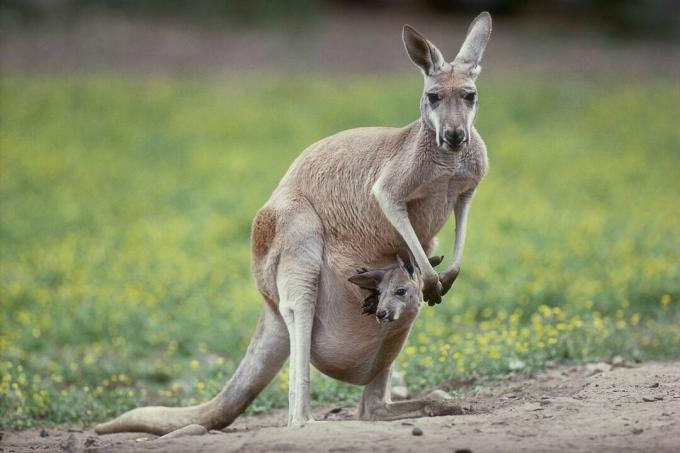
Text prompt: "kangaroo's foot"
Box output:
[[288, 412, 316, 428], [95, 305, 290, 436], [360, 396, 463, 421], [359, 367, 463, 421], [157, 424, 208, 440]]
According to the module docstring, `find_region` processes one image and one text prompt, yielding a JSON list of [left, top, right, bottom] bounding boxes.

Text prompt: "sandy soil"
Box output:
[[3, 360, 679, 452]]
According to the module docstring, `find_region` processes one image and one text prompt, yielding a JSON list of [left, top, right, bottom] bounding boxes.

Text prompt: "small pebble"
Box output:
[[642, 397, 656, 402], [39, 429, 49, 438], [412, 427, 423, 436], [650, 382, 660, 388], [631, 428, 644, 435], [455, 449, 472, 453]]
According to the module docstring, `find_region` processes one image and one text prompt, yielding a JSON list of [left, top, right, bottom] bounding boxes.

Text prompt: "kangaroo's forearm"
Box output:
[[440, 189, 475, 291], [372, 186, 434, 277]]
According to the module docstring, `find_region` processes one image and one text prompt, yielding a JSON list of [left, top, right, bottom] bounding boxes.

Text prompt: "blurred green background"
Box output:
[[1, 0, 679, 430]]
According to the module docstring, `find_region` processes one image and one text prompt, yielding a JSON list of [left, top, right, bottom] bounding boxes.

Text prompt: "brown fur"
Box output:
[[251, 207, 277, 259]]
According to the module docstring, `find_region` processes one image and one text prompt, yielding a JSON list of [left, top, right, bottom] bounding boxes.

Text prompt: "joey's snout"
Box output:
[[443, 127, 467, 147], [375, 301, 409, 324]]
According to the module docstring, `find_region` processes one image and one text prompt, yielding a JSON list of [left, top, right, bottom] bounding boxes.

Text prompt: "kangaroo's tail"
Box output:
[[95, 305, 288, 435]]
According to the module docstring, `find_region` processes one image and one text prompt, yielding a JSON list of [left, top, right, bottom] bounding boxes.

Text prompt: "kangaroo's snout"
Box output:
[[376, 309, 388, 321], [444, 127, 467, 147]]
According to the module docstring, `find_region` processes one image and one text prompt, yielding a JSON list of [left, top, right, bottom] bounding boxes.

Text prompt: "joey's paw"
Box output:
[[361, 291, 380, 315], [423, 400, 464, 417]]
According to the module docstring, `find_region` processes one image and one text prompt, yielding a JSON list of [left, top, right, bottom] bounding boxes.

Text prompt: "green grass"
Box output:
[[1, 73, 679, 430]]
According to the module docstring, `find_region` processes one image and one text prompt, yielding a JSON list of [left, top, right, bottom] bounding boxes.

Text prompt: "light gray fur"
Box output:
[[95, 12, 491, 435]]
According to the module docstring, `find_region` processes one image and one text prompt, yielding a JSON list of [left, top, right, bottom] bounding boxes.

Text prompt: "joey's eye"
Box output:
[[426, 92, 442, 104], [395, 288, 407, 296], [464, 92, 477, 102]]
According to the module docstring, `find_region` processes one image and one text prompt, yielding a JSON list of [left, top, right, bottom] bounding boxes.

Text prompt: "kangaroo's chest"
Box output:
[[407, 173, 477, 240]]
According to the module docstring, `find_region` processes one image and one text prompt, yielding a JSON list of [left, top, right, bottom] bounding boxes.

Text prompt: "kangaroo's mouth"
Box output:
[[438, 137, 467, 152]]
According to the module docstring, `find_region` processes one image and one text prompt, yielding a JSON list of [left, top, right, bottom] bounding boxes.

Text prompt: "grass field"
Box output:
[[1, 73, 679, 430]]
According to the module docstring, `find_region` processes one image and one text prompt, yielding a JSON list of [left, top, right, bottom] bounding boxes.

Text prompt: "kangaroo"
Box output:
[[95, 12, 491, 435]]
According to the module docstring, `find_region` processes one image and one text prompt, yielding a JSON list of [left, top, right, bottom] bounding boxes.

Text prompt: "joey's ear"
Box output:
[[396, 253, 407, 270], [428, 255, 444, 268], [397, 246, 418, 278], [402, 25, 446, 76], [453, 12, 492, 77], [348, 269, 386, 290]]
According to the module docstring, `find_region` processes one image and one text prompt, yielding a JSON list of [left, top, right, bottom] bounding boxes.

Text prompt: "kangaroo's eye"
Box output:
[[426, 92, 442, 104], [464, 92, 477, 102], [395, 288, 407, 296]]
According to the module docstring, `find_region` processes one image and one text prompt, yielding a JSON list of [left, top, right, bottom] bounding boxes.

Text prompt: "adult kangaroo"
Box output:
[[96, 12, 492, 435]]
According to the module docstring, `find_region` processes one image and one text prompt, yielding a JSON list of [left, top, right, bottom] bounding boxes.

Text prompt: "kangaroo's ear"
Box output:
[[428, 255, 444, 268], [402, 25, 446, 76], [348, 269, 385, 290], [397, 246, 420, 276], [453, 12, 492, 77]]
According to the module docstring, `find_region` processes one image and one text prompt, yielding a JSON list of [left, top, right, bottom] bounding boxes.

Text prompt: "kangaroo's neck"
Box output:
[[402, 118, 438, 157], [404, 118, 464, 167]]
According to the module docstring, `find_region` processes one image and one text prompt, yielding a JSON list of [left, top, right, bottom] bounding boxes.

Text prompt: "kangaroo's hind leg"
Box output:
[[275, 196, 324, 428], [95, 303, 290, 435], [359, 366, 463, 421]]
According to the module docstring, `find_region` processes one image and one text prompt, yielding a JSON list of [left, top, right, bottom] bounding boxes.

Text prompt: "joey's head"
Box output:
[[402, 12, 492, 151], [349, 251, 444, 324]]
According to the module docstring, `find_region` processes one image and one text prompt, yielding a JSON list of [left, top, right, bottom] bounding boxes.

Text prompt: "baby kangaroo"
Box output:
[[349, 251, 462, 421], [96, 12, 491, 435], [352, 253, 444, 322]]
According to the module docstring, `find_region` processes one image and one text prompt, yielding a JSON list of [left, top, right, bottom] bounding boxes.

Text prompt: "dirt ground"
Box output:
[[3, 360, 679, 452]]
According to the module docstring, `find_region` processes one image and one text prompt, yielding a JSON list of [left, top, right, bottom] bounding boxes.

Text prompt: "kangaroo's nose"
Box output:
[[376, 310, 388, 320], [444, 128, 467, 147]]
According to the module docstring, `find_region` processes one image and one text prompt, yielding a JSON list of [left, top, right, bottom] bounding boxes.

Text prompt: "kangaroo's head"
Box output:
[[349, 251, 443, 324], [403, 12, 492, 151]]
